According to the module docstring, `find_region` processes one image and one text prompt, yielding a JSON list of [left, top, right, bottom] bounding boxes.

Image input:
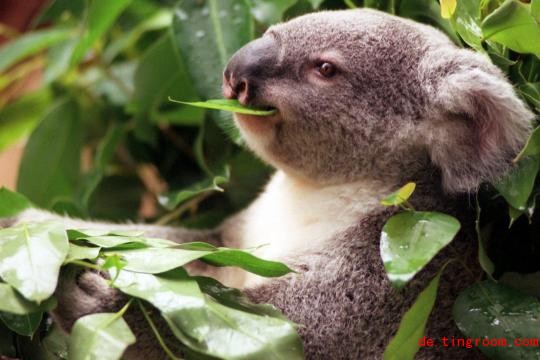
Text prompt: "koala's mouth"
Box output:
[[234, 108, 282, 135]]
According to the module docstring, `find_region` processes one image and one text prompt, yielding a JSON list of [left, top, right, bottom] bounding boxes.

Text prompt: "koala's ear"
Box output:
[[421, 52, 534, 193]]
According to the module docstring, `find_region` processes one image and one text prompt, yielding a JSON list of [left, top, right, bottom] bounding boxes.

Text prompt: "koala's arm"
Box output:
[[49, 210, 482, 360], [1, 208, 223, 246]]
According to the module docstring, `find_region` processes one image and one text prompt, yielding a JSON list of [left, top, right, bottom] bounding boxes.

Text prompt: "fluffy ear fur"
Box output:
[[421, 50, 534, 193]]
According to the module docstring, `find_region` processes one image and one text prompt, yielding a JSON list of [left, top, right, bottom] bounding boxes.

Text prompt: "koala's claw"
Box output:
[[52, 268, 126, 332]]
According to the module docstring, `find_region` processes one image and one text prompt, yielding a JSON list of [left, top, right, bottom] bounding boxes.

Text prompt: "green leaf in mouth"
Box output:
[[168, 98, 277, 116]]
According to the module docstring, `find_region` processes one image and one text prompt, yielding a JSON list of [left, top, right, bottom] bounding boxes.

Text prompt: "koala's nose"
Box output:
[[223, 36, 278, 105]]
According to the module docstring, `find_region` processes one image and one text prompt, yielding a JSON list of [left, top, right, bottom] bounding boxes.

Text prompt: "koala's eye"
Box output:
[[316, 62, 337, 78]]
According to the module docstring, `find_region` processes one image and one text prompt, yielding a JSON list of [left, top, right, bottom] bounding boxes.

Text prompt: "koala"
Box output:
[[2, 8, 534, 360]]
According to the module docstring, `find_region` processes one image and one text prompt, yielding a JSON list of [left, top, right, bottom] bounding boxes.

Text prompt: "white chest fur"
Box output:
[[237, 171, 392, 287]]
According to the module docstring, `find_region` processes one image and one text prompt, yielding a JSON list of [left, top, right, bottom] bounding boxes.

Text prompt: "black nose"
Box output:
[[223, 36, 277, 105]]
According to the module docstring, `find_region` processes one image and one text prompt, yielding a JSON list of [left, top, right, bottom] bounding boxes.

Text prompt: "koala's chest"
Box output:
[[237, 172, 391, 286]]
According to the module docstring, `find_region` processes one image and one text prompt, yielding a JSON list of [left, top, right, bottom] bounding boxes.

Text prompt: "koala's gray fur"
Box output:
[[2, 9, 534, 360]]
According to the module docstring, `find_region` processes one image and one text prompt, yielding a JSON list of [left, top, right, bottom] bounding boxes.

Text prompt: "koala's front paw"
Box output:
[[51, 267, 127, 332]]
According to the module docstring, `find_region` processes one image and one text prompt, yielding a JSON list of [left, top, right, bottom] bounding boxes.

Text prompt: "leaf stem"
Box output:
[[68, 259, 102, 271], [137, 300, 183, 360], [155, 191, 213, 225]]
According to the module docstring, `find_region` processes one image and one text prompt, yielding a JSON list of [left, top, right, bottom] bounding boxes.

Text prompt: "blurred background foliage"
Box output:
[[0, 0, 539, 358]]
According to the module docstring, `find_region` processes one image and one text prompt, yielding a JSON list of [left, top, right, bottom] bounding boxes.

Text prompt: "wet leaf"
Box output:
[[453, 280, 540, 359], [0, 188, 31, 218], [384, 270, 443, 360], [380, 211, 460, 288], [249, 0, 298, 24], [0, 221, 69, 302], [172, 0, 254, 137], [69, 312, 135, 360], [495, 157, 540, 210], [482, 0, 540, 55], [113, 268, 303, 359], [169, 98, 276, 116], [0, 311, 42, 337], [450, 0, 484, 51], [172, 0, 253, 100], [380, 182, 416, 206]]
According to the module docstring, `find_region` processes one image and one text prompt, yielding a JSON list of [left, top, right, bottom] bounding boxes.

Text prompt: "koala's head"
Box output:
[[223, 9, 533, 192]]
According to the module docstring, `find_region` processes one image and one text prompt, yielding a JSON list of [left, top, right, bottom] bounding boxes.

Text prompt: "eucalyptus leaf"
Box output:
[[398, 0, 460, 44], [519, 82, 540, 111], [383, 270, 443, 360], [380, 211, 460, 288], [0, 88, 52, 152], [106, 247, 211, 273], [172, 0, 253, 100], [0, 311, 42, 337], [307, 0, 325, 8], [17, 99, 82, 209], [67, 229, 145, 240], [482, 0, 540, 55], [69, 312, 135, 360], [202, 248, 294, 277], [440, 0, 457, 19], [169, 98, 277, 116], [158, 167, 230, 210], [132, 30, 199, 127], [453, 280, 540, 359], [514, 126, 540, 162], [495, 157, 540, 210], [77, 235, 176, 249], [0, 187, 31, 218], [70, 0, 133, 65], [0, 283, 56, 315], [42, 325, 70, 360], [380, 182, 416, 206], [113, 268, 303, 360], [108, 246, 292, 276], [249, 0, 298, 24], [449, 0, 484, 51], [0, 221, 69, 302], [81, 125, 126, 207], [195, 276, 288, 318], [0, 28, 73, 73], [172, 0, 254, 136], [65, 243, 101, 262]]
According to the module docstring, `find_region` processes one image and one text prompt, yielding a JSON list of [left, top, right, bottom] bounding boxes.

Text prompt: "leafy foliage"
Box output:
[[0, 0, 539, 359], [0, 190, 301, 359]]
